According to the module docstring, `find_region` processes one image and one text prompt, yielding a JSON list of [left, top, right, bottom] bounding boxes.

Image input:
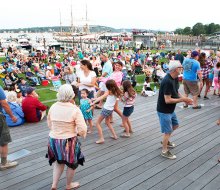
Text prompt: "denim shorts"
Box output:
[[101, 108, 113, 118], [157, 112, 179, 134], [123, 106, 134, 117]]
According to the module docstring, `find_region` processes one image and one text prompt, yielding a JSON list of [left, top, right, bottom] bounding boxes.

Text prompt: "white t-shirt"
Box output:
[[103, 95, 117, 110], [74, 65, 82, 77], [78, 71, 96, 91]]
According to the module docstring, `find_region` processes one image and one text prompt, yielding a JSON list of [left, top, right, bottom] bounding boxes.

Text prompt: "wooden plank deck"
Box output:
[[0, 91, 220, 190]]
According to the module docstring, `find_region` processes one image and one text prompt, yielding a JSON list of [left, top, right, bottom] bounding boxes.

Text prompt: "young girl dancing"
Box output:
[[80, 89, 93, 133], [91, 79, 122, 144], [121, 80, 137, 137], [98, 61, 124, 123]]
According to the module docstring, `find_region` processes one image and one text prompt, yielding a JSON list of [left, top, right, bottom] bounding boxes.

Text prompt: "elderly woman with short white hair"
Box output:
[[46, 84, 87, 190], [2, 91, 25, 127]]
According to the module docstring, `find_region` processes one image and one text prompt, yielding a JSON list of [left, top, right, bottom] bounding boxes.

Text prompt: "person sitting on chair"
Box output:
[[26, 68, 40, 85]]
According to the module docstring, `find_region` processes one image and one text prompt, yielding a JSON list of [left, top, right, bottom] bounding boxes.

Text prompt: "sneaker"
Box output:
[[0, 161, 18, 171], [161, 150, 176, 160], [204, 96, 209, 100], [161, 141, 176, 148]]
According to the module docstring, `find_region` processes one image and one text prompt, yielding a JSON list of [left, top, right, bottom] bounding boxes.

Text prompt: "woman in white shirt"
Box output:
[[77, 60, 97, 99]]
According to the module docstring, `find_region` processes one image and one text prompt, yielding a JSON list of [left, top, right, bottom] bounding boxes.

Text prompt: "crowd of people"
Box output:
[[0, 46, 220, 189]]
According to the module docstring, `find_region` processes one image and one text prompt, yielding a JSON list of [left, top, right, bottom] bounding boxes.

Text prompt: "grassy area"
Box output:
[[37, 88, 57, 102], [0, 57, 6, 63]]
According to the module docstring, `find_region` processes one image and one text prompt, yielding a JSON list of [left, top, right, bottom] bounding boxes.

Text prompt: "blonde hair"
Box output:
[[7, 91, 17, 102], [57, 84, 75, 102]]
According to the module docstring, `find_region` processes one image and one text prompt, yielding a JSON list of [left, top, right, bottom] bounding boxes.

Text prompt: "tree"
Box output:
[[192, 23, 205, 36], [174, 28, 183, 35], [183, 27, 191, 35]]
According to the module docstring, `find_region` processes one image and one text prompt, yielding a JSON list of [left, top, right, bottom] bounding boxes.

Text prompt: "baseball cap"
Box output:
[[169, 60, 182, 71], [191, 51, 199, 57], [26, 87, 35, 94]]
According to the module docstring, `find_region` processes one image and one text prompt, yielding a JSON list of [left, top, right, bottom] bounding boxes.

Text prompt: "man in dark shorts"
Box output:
[[157, 61, 193, 159], [0, 86, 18, 170]]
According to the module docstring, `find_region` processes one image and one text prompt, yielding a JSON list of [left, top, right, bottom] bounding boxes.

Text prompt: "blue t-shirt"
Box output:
[[182, 58, 201, 81], [0, 87, 6, 112], [102, 60, 113, 78]]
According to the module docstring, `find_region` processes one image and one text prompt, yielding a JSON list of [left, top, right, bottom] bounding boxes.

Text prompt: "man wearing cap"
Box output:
[[157, 61, 193, 159], [182, 51, 202, 109], [22, 87, 47, 123], [0, 86, 18, 170]]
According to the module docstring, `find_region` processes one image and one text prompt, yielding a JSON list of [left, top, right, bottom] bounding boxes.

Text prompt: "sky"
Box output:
[[0, 0, 219, 31]]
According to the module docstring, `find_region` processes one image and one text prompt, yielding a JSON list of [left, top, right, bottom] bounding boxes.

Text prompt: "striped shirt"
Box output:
[[122, 92, 137, 107]]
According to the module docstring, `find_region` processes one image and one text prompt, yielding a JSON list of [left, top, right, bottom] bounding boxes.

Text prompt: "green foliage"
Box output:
[[174, 28, 183, 35], [192, 23, 205, 36], [174, 22, 220, 36], [183, 27, 191, 35]]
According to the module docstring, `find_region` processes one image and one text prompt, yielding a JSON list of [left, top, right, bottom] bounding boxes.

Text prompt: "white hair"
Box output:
[[57, 84, 75, 102], [7, 91, 17, 102], [169, 60, 182, 72]]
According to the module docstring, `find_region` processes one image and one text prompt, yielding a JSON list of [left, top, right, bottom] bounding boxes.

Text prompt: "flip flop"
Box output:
[[96, 139, 105, 144], [123, 129, 134, 133], [66, 182, 80, 190], [120, 133, 130, 138], [110, 135, 118, 140]]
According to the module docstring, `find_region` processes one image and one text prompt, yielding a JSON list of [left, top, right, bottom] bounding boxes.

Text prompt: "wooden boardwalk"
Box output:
[[0, 92, 220, 190]]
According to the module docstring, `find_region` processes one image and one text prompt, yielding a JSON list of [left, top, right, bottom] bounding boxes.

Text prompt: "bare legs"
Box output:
[[51, 162, 65, 189], [199, 79, 210, 97], [51, 162, 79, 189], [87, 119, 93, 133], [95, 115, 117, 144], [122, 115, 133, 136], [0, 144, 8, 165], [110, 100, 123, 123], [162, 133, 171, 152], [96, 115, 105, 143], [162, 125, 178, 152]]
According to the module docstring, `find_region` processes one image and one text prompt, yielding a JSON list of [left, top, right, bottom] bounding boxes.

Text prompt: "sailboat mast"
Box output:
[[70, 2, 74, 33], [59, 9, 62, 33]]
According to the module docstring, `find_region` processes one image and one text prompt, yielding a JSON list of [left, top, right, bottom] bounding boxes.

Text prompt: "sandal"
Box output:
[[66, 182, 80, 190], [192, 105, 201, 109], [110, 135, 118, 140], [120, 133, 130, 138], [95, 139, 105, 144], [123, 129, 134, 133]]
